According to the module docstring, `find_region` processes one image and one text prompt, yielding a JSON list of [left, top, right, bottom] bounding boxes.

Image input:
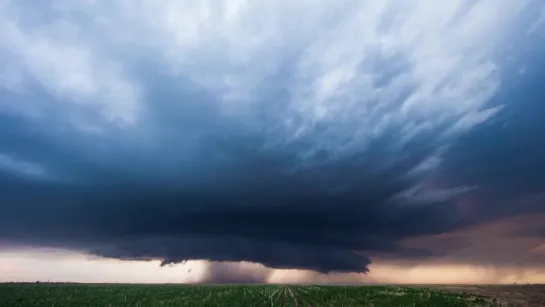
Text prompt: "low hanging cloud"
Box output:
[[0, 0, 544, 275]]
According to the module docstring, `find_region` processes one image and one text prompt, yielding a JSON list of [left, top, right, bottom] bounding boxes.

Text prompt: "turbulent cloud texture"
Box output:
[[1, 0, 545, 276]]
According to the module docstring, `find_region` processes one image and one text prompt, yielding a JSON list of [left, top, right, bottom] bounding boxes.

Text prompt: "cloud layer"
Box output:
[[1, 0, 545, 276]]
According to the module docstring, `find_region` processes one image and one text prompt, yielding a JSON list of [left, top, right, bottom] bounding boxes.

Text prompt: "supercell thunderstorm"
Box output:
[[0, 0, 536, 274]]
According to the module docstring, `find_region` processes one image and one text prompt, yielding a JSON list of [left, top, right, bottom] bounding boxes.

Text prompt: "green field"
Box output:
[[0, 283, 500, 307]]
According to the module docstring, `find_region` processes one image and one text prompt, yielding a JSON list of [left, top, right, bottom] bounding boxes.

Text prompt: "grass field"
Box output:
[[0, 283, 507, 307]]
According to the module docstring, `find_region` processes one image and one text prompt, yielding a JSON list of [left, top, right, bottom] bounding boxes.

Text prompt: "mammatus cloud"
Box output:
[[0, 0, 544, 276]]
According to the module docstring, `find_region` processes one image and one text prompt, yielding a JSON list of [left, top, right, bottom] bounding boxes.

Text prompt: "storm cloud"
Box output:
[[1, 0, 545, 276]]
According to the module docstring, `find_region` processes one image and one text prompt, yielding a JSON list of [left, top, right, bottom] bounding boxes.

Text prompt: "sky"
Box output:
[[1, 0, 545, 284]]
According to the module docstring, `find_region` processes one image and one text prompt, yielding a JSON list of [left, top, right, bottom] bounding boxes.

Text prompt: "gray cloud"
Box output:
[[0, 107, 474, 273], [0, 0, 544, 276], [0, 138, 463, 273], [401, 212, 545, 268]]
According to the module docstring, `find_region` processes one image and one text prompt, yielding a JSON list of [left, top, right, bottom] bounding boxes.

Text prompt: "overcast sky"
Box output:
[[1, 0, 545, 284]]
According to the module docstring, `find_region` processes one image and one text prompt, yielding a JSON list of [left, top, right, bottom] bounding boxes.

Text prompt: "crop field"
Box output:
[[0, 283, 517, 307]]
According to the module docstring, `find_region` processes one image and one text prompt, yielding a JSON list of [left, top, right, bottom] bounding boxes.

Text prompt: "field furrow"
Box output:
[[0, 283, 529, 306]]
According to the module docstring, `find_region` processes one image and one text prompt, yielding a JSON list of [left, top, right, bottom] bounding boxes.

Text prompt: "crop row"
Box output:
[[0, 283, 497, 307]]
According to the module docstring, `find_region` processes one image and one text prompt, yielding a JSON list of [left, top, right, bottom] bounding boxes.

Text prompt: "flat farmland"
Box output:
[[430, 285, 545, 307], [0, 283, 536, 307]]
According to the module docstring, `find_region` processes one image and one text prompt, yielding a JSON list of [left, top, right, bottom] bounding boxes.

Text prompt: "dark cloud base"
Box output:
[[0, 122, 469, 274]]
